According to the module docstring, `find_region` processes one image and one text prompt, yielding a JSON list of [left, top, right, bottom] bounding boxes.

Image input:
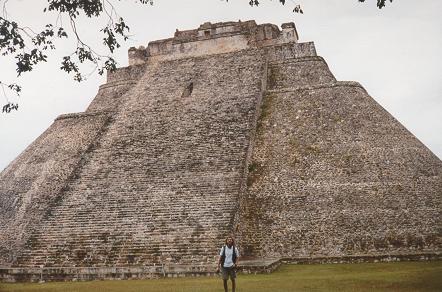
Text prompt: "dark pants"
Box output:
[[221, 266, 237, 280], [221, 266, 236, 292]]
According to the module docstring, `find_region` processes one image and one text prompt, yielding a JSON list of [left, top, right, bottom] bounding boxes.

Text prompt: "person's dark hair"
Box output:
[[225, 236, 235, 245]]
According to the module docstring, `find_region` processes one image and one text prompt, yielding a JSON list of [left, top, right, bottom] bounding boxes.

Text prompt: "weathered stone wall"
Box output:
[[129, 21, 299, 65], [145, 34, 251, 63], [266, 42, 317, 62], [238, 76, 442, 258], [13, 49, 267, 268], [86, 65, 146, 113], [86, 84, 134, 113], [0, 20, 441, 282], [0, 113, 111, 266], [0, 265, 219, 282], [267, 56, 336, 89], [106, 64, 147, 84]]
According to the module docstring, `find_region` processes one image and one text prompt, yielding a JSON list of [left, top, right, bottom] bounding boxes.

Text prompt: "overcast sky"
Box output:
[[0, 0, 441, 171]]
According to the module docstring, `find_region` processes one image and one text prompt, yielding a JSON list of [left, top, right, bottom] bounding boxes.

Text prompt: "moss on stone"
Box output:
[[256, 93, 275, 135], [247, 162, 264, 187]]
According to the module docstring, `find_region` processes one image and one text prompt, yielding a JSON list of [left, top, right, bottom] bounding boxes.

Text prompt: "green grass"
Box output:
[[1, 261, 441, 292]]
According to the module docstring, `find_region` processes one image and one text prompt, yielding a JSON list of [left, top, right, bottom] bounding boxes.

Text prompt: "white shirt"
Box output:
[[219, 245, 239, 268]]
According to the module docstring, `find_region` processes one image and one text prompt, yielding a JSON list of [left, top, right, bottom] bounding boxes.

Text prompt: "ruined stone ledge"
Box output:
[[1, 252, 439, 283], [139, 41, 315, 66], [267, 81, 366, 94], [169, 30, 245, 45], [241, 252, 441, 274], [106, 64, 146, 83], [144, 47, 264, 67], [262, 177, 441, 188], [99, 80, 138, 90], [265, 42, 317, 62], [141, 20, 292, 61], [282, 252, 442, 265], [55, 111, 111, 121], [268, 55, 325, 66], [0, 265, 218, 283], [147, 20, 260, 46]]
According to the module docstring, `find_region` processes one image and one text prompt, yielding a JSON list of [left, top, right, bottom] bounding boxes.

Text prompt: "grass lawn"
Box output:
[[1, 261, 441, 292]]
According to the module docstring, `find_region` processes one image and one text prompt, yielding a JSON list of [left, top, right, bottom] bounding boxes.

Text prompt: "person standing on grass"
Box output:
[[217, 236, 239, 292]]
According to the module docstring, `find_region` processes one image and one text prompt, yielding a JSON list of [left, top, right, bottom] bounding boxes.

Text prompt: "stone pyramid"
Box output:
[[0, 20, 440, 282]]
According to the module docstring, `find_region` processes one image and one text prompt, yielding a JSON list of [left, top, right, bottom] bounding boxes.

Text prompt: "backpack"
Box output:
[[221, 245, 237, 266]]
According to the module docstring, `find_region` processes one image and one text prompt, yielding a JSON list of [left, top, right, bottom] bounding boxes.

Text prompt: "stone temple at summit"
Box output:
[[0, 20, 441, 282]]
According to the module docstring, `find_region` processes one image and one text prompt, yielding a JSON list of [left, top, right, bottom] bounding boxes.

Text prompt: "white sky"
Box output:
[[0, 0, 441, 171]]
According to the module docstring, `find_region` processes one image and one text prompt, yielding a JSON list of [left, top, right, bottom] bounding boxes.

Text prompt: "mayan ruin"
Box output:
[[0, 20, 441, 282]]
